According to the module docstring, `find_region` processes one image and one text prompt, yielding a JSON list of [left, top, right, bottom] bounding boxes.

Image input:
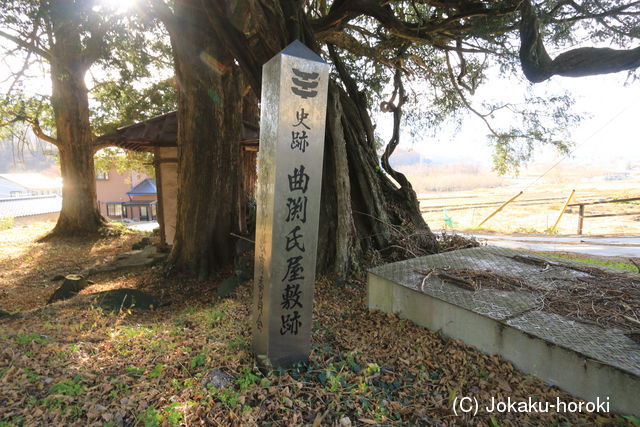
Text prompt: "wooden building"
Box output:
[[97, 111, 258, 247]]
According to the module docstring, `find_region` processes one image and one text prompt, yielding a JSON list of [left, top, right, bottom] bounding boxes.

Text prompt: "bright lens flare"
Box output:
[[199, 51, 230, 75], [94, 0, 138, 13]]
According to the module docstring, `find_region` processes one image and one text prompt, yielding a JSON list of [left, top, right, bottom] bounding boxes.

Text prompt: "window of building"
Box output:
[[106, 203, 123, 217], [9, 191, 22, 197], [140, 206, 149, 221], [151, 204, 157, 219], [96, 171, 109, 180]]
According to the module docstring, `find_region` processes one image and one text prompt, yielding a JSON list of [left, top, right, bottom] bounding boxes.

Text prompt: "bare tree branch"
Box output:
[[445, 52, 501, 139], [5, 51, 35, 95], [0, 29, 52, 61], [380, 65, 411, 189]]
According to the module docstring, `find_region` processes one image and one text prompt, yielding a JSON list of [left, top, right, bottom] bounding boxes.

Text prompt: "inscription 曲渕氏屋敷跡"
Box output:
[[252, 40, 329, 367]]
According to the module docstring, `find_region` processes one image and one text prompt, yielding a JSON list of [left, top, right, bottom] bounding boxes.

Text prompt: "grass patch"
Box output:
[[14, 333, 51, 346], [0, 216, 14, 231], [49, 376, 84, 396], [534, 252, 638, 273]]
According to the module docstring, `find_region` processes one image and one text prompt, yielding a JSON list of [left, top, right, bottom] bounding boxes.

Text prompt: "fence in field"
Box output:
[[569, 197, 640, 235], [418, 192, 640, 234]]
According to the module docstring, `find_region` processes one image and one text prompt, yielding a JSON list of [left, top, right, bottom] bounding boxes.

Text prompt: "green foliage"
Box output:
[[227, 334, 249, 352], [126, 366, 145, 376], [623, 415, 640, 426], [0, 0, 173, 156], [91, 78, 176, 137], [163, 403, 183, 425], [236, 367, 259, 390], [22, 368, 38, 383], [138, 403, 183, 426], [209, 387, 241, 408], [0, 417, 25, 427], [0, 94, 55, 136], [189, 351, 207, 370], [94, 147, 154, 177], [120, 325, 154, 338], [108, 382, 130, 400], [205, 308, 225, 327], [0, 95, 58, 168], [138, 406, 161, 427], [149, 364, 164, 378], [364, 363, 381, 375], [318, 0, 637, 173]]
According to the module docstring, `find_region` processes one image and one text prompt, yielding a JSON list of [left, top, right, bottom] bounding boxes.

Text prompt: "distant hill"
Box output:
[[0, 140, 58, 174], [386, 148, 433, 168]]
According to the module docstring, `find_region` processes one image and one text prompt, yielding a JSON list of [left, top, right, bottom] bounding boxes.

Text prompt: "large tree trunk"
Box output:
[[165, 1, 243, 279], [316, 80, 439, 277], [204, 0, 438, 277], [47, 2, 103, 237]]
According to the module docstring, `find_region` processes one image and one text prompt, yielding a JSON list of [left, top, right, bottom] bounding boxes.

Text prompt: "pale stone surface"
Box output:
[[368, 246, 640, 416], [251, 41, 330, 367]]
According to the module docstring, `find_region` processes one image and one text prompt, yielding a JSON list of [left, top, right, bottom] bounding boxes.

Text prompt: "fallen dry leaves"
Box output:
[[0, 222, 146, 311], [0, 224, 636, 426]]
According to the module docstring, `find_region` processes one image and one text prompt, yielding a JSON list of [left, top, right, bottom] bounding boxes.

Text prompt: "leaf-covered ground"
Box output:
[[0, 223, 636, 426], [0, 222, 144, 311]]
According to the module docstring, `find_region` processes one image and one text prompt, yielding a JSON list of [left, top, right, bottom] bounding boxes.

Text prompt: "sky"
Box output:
[[377, 70, 640, 167]]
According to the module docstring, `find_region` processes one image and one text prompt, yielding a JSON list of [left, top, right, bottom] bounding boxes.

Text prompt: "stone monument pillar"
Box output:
[[251, 40, 330, 367]]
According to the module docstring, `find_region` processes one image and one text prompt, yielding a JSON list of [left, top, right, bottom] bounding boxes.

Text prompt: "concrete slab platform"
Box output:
[[368, 246, 640, 416], [84, 245, 166, 276]]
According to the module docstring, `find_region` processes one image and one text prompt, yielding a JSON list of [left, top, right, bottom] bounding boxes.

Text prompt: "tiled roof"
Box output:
[[123, 200, 157, 206], [127, 178, 157, 195], [0, 195, 62, 218], [0, 173, 62, 190], [96, 111, 259, 152]]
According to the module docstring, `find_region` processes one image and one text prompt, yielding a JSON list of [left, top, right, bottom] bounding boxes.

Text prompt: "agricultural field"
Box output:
[[413, 165, 640, 235]]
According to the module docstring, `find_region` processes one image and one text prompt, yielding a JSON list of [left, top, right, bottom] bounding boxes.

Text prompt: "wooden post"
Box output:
[[477, 191, 523, 228], [551, 189, 575, 233], [577, 204, 585, 235], [153, 146, 167, 249]]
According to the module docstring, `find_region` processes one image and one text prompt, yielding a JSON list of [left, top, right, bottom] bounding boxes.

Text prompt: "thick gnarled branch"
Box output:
[[312, 0, 517, 45], [519, 0, 640, 83], [30, 119, 60, 148]]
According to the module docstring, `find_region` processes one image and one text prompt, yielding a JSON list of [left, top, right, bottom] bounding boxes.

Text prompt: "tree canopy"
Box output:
[[197, 0, 639, 172], [0, 0, 174, 235], [162, 0, 640, 276]]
